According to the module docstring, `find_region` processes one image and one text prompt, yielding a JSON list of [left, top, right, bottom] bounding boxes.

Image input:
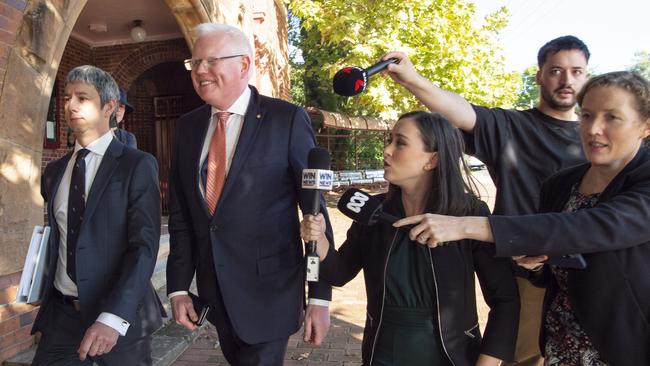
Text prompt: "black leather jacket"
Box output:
[[321, 193, 519, 365]]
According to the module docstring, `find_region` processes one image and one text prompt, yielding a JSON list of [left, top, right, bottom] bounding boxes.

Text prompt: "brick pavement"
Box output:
[[172, 170, 496, 365]]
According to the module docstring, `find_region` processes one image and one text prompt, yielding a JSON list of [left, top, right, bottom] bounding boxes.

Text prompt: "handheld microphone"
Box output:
[[301, 147, 333, 282], [332, 58, 398, 96], [337, 188, 402, 225]]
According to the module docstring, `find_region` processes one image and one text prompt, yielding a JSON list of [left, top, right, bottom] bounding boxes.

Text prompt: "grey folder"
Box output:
[[16, 226, 50, 303]]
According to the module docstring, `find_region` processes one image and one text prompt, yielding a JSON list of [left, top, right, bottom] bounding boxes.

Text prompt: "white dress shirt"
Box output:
[[169, 87, 329, 307], [198, 87, 251, 195], [53, 131, 130, 336]]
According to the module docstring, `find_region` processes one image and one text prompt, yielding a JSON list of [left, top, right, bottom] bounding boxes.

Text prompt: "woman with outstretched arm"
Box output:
[[395, 71, 650, 366]]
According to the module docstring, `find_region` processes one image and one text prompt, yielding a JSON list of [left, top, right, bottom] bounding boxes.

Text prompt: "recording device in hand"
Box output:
[[332, 58, 398, 96], [337, 188, 403, 225], [545, 253, 587, 269], [301, 147, 333, 282], [188, 292, 210, 326]]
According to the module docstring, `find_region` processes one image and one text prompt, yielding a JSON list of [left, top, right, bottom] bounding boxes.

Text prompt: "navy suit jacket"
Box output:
[[34, 139, 163, 340], [166, 86, 333, 344], [113, 128, 137, 149]]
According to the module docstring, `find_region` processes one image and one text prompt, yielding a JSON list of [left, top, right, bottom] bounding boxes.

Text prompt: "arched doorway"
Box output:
[[126, 61, 203, 214]]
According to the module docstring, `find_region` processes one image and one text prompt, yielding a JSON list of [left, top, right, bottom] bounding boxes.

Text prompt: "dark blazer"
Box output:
[[320, 193, 519, 365], [113, 128, 137, 149], [490, 147, 650, 365], [166, 86, 332, 344], [34, 139, 163, 340]]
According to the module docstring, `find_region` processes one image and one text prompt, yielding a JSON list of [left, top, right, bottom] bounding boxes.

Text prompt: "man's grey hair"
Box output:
[[193, 23, 254, 58], [66, 65, 119, 107]]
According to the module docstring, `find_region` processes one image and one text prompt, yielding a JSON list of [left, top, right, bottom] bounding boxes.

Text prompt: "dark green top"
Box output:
[[384, 230, 435, 308], [373, 203, 451, 366]]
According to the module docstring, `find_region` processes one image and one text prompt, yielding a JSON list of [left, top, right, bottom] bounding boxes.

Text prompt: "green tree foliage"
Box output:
[[514, 64, 539, 110], [288, 0, 521, 121], [630, 51, 650, 79], [288, 11, 306, 106]]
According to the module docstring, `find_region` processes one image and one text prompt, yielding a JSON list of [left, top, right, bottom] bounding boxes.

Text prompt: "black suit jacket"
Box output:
[[490, 147, 650, 365], [34, 139, 163, 340], [166, 86, 333, 344]]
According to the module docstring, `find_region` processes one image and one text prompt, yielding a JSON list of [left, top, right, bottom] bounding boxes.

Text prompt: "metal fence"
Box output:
[[315, 128, 388, 171]]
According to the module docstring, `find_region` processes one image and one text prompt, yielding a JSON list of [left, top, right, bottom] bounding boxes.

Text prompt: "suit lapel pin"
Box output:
[[256, 114, 261, 119]]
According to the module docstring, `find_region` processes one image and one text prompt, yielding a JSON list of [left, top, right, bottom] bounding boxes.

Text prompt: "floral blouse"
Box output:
[[543, 185, 609, 366]]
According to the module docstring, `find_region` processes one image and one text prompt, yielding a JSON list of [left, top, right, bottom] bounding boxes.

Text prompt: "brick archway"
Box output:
[[111, 39, 191, 89]]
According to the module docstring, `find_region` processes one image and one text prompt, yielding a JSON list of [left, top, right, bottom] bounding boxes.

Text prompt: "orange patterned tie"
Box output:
[[205, 111, 231, 215]]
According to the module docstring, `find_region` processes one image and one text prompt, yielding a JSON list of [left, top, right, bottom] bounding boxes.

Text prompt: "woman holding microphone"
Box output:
[[301, 111, 519, 366]]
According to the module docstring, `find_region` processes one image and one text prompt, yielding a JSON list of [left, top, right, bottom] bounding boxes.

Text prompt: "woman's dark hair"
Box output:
[[386, 111, 481, 216], [577, 71, 650, 119]]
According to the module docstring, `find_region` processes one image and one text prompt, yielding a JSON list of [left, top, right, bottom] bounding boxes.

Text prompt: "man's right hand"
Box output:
[[379, 51, 478, 132], [170, 294, 198, 331], [380, 51, 422, 87]]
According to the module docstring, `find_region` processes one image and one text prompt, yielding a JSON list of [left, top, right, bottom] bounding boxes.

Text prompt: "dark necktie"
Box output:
[[67, 148, 90, 283]]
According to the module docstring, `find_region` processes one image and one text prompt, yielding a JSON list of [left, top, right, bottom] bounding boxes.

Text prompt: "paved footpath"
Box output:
[[172, 170, 496, 365]]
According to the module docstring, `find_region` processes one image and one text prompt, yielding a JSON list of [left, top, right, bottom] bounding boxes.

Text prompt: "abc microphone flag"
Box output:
[[337, 188, 401, 225]]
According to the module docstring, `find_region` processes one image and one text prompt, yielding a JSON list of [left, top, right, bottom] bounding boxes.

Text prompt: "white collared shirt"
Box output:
[[52, 131, 130, 336], [197, 87, 251, 197]]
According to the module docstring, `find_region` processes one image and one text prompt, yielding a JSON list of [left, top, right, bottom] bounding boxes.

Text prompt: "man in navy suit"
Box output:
[[34, 65, 163, 365], [166, 23, 333, 365]]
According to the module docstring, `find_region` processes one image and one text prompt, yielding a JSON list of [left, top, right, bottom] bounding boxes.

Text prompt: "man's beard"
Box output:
[[540, 85, 576, 112]]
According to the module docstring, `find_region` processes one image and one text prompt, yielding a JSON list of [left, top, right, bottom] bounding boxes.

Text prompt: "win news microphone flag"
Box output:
[[301, 147, 333, 282], [332, 58, 398, 96]]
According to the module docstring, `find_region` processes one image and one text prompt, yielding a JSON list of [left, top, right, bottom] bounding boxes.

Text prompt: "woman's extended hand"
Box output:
[[300, 213, 330, 259], [393, 214, 493, 248]]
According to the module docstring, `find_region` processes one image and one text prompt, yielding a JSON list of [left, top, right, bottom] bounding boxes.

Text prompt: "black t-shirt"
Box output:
[[463, 106, 585, 215]]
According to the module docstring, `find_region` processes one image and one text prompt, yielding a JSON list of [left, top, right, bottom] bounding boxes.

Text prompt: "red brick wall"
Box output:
[[0, 271, 38, 362]]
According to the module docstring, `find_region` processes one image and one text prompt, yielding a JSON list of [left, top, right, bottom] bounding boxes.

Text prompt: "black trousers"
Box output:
[[32, 298, 152, 366], [207, 283, 288, 366]]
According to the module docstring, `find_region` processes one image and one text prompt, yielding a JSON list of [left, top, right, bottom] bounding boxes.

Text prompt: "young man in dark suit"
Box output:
[[166, 23, 333, 365], [33, 65, 163, 365]]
